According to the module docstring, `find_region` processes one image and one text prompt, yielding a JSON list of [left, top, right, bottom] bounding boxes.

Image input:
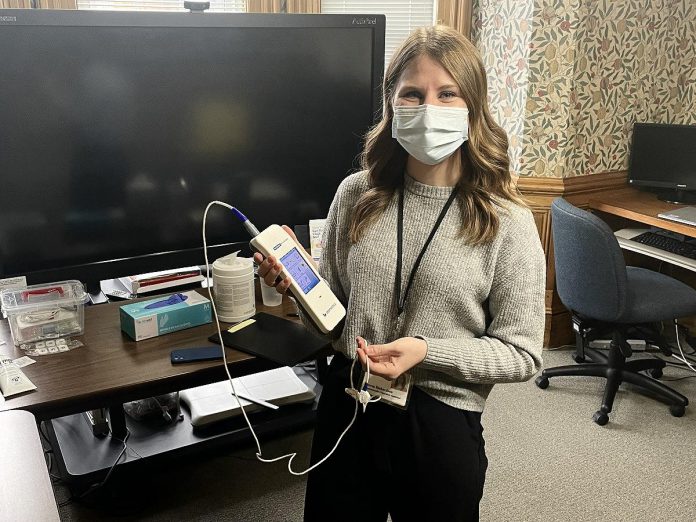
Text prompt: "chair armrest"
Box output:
[[0, 410, 60, 521]]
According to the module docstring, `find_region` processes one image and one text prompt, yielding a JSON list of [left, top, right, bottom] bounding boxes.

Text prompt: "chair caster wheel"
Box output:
[[670, 404, 685, 417], [649, 368, 663, 379], [593, 411, 609, 425], [535, 376, 549, 389], [572, 353, 585, 363]]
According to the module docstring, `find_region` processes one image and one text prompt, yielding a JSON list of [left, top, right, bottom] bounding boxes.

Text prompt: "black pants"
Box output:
[[304, 354, 487, 522]]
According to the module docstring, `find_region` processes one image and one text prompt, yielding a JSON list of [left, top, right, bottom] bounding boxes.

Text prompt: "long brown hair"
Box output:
[[349, 25, 525, 245]]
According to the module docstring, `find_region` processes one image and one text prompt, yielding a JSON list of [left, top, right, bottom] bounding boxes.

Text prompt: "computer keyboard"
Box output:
[[632, 232, 696, 260]]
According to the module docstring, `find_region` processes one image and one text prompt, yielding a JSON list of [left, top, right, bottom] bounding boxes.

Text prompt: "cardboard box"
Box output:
[[119, 291, 212, 341], [118, 265, 203, 295]]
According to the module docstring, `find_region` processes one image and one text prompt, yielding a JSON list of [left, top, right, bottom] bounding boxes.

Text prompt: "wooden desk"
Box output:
[[1, 285, 327, 484], [588, 188, 696, 239], [0, 286, 319, 421]]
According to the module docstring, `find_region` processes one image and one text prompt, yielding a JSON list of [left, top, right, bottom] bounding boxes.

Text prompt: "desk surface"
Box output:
[[589, 188, 696, 238], [0, 286, 316, 420]]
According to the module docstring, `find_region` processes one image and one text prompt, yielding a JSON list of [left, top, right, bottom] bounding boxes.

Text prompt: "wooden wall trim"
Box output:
[[516, 171, 628, 348], [517, 171, 628, 196]]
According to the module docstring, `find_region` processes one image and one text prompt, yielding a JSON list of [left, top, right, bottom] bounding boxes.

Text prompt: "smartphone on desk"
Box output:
[[170, 346, 223, 364]]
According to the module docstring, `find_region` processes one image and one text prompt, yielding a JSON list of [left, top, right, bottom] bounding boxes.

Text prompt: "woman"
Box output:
[[255, 25, 545, 521]]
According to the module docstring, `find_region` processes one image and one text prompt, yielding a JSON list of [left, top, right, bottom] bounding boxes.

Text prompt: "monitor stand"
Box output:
[[655, 188, 696, 205]]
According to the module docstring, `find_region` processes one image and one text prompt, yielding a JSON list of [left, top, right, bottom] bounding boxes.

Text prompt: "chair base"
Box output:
[[537, 324, 689, 425]]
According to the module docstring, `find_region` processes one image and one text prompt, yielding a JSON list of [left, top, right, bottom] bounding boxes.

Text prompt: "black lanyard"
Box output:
[[395, 184, 458, 316]]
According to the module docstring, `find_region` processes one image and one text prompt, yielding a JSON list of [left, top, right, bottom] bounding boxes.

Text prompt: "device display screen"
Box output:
[[281, 248, 320, 294]]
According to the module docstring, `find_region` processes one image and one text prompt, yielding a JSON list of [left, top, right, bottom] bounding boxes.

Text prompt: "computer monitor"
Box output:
[[0, 9, 385, 292], [628, 122, 696, 204]]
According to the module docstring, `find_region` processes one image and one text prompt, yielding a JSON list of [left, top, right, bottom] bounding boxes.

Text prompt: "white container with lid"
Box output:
[[212, 251, 255, 323], [0, 280, 89, 346]]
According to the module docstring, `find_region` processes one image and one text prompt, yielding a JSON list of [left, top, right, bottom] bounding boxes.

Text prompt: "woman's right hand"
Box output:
[[253, 225, 305, 295]]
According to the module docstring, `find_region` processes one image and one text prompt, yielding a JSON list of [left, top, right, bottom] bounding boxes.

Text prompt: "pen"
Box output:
[[236, 392, 279, 410]]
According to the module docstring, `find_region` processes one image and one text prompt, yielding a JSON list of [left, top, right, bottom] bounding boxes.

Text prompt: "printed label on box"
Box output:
[[309, 219, 326, 263], [0, 276, 27, 291], [120, 290, 212, 341]]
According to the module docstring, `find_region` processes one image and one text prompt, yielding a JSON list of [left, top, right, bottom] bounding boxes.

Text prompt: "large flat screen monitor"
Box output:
[[0, 9, 385, 291], [628, 122, 696, 204]]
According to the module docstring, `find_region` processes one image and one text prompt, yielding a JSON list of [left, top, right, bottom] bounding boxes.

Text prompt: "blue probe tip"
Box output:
[[231, 207, 248, 222]]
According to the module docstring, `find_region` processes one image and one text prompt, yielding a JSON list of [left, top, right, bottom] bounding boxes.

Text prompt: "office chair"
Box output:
[[536, 198, 694, 425]]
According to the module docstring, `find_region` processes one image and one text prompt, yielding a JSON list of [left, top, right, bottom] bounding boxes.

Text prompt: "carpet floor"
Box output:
[[55, 349, 696, 521]]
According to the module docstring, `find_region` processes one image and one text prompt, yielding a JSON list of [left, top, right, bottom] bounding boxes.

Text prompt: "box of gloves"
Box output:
[[120, 290, 212, 341]]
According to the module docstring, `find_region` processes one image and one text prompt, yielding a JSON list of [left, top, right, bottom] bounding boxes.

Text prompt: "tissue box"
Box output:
[[120, 291, 212, 341]]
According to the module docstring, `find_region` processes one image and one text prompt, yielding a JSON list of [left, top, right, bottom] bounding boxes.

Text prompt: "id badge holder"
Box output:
[[365, 372, 413, 409]]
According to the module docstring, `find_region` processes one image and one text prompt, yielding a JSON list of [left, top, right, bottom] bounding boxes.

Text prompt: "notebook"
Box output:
[[658, 206, 696, 227], [208, 312, 328, 367], [179, 366, 316, 426]]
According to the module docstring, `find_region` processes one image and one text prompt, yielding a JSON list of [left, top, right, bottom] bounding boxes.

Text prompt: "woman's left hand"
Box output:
[[355, 336, 428, 380]]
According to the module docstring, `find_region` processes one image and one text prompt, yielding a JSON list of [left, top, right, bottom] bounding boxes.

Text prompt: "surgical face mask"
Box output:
[[392, 104, 469, 165]]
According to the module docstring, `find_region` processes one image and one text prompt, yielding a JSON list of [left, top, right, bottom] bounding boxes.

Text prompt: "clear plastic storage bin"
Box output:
[[0, 280, 89, 346]]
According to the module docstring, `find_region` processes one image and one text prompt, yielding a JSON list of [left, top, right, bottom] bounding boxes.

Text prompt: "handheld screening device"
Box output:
[[249, 225, 345, 333], [202, 201, 373, 476]]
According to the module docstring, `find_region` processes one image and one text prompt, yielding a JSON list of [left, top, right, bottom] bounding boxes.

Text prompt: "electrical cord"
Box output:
[[38, 422, 62, 482], [203, 201, 378, 475], [75, 429, 131, 501], [57, 428, 134, 509], [545, 343, 576, 352], [150, 396, 172, 423], [39, 421, 53, 448], [673, 320, 696, 374], [661, 374, 696, 382], [296, 360, 320, 383], [670, 322, 696, 355], [299, 365, 320, 384]]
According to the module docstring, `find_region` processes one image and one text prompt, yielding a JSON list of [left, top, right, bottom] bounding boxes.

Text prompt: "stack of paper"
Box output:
[[180, 366, 315, 427]]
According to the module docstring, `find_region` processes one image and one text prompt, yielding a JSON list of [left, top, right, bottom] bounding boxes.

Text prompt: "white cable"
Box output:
[[202, 201, 374, 475], [673, 320, 696, 374]]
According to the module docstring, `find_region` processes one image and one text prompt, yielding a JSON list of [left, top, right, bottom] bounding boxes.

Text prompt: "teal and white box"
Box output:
[[119, 291, 212, 341]]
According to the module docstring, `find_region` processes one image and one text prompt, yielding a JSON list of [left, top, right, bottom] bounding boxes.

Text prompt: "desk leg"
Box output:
[[108, 404, 127, 440]]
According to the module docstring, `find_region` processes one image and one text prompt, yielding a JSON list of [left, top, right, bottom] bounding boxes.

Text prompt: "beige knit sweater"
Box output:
[[302, 171, 546, 412]]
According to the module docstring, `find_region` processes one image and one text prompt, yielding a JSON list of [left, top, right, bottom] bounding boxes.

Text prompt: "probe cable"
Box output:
[[202, 201, 378, 475]]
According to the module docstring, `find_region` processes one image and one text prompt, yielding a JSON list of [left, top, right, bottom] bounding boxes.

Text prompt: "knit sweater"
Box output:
[[301, 171, 546, 412]]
